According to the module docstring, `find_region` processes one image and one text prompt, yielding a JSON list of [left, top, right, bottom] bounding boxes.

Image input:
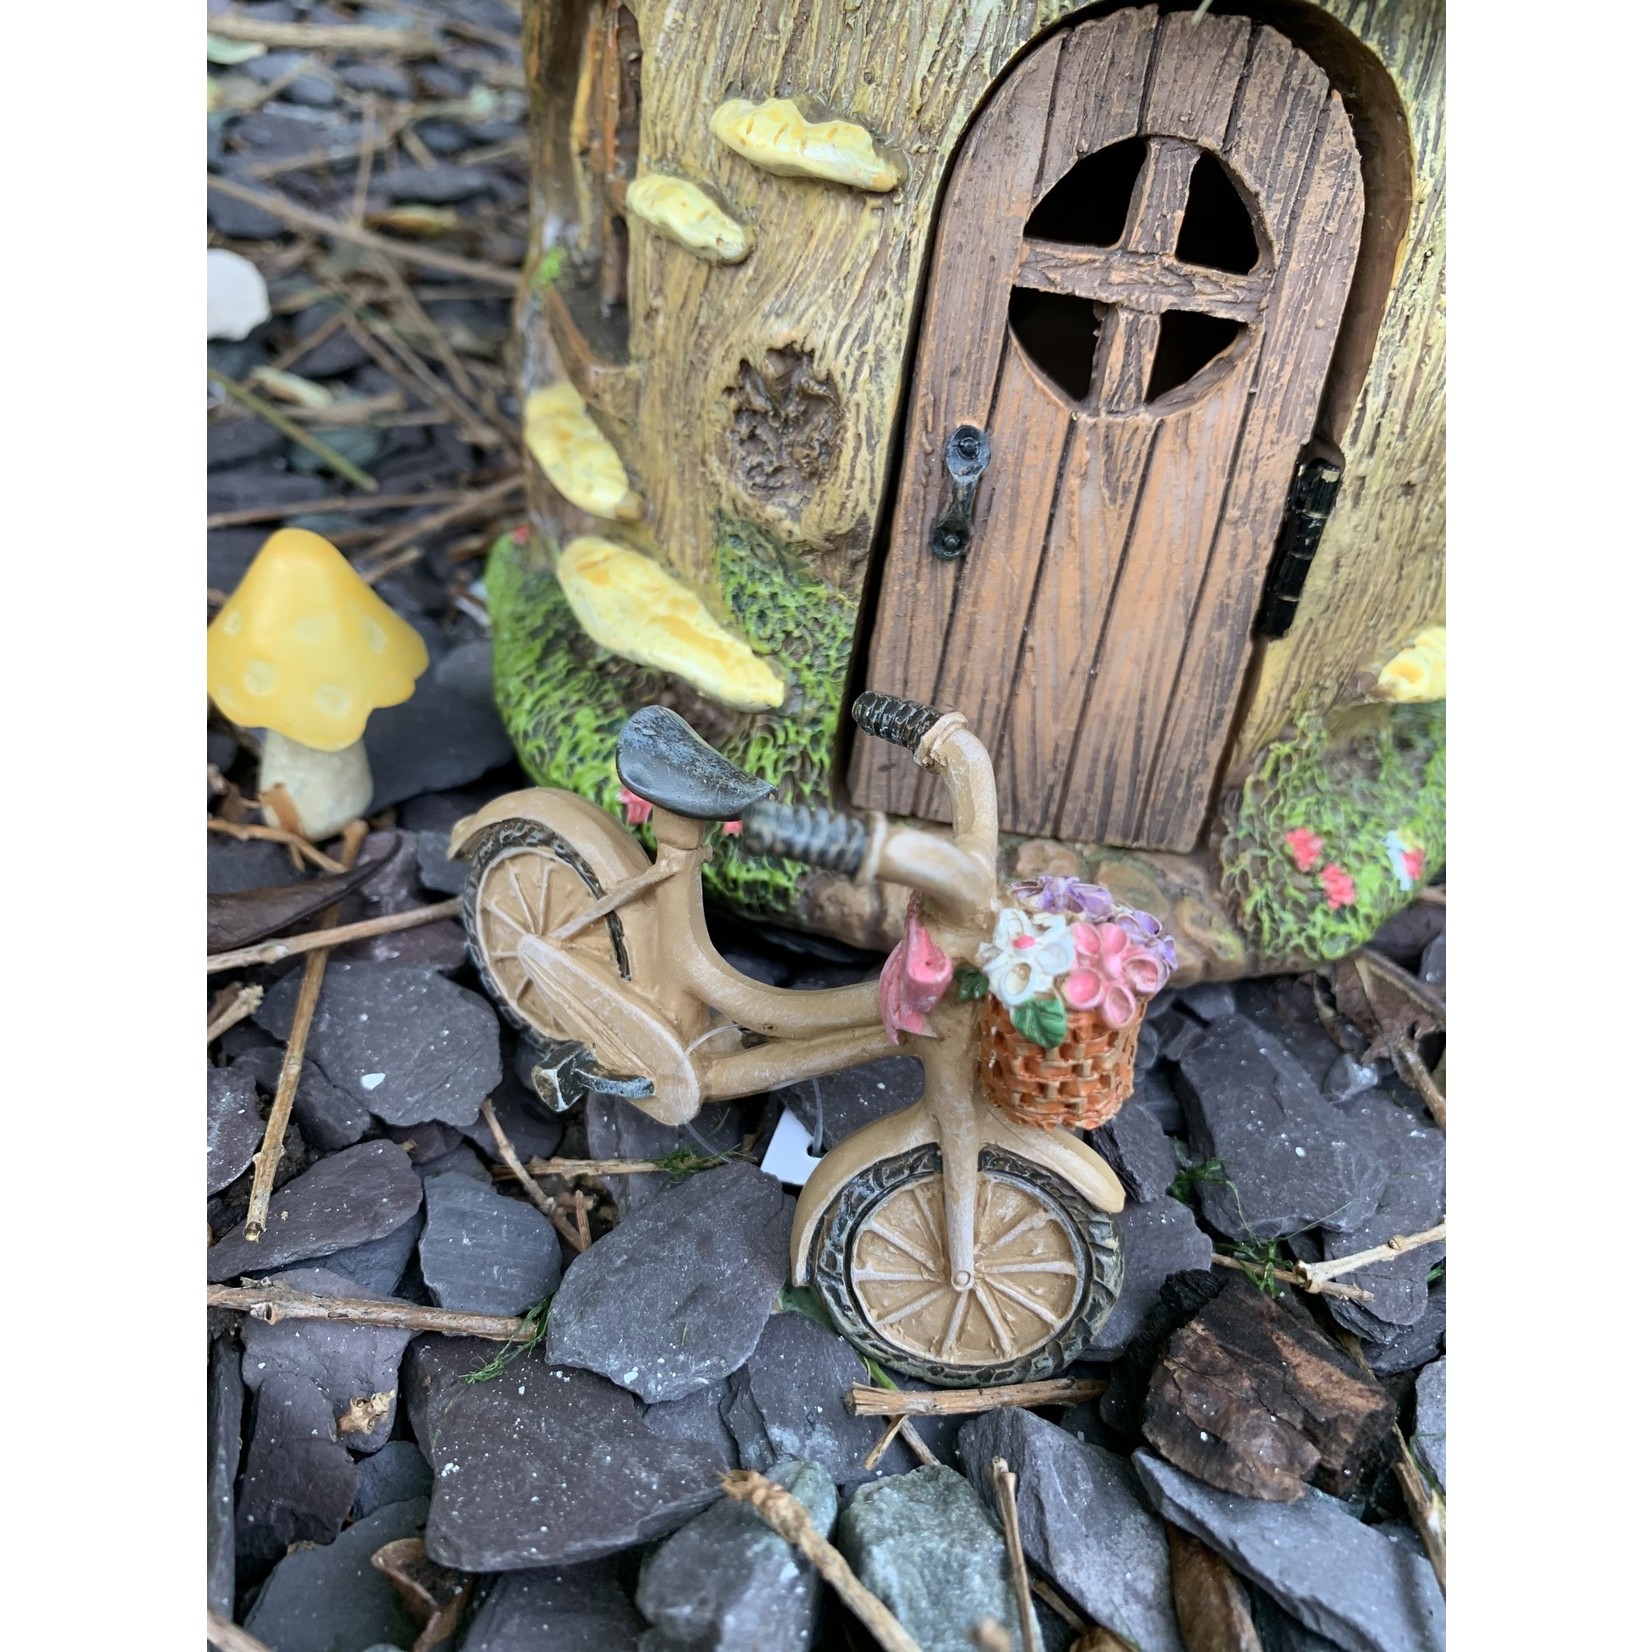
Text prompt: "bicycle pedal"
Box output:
[[527, 1043, 589, 1115], [571, 1053, 656, 1101]]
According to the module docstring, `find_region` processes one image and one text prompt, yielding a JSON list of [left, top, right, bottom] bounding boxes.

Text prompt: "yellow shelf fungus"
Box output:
[[1374, 625, 1447, 702], [711, 97, 905, 193], [557, 536, 786, 712], [625, 173, 751, 263], [524, 383, 643, 520]]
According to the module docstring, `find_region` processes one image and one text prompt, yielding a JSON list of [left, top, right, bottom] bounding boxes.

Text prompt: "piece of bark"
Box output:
[[1142, 1275, 1394, 1501], [207, 849, 392, 953], [1167, 1525, 1263, 1652]]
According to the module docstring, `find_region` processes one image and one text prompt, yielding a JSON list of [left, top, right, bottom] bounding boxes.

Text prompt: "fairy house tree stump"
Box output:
[[494, 0, 1446, 979]]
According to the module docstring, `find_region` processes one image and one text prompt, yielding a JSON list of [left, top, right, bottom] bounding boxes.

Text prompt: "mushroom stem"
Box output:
[[258, 730, 372, 840]]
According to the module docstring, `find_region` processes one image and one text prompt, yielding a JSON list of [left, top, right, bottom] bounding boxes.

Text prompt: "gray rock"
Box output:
[[1133, 1451, 1445, 1652], [1178, 981, 1238, 1022], [337, 61, 414, 98], [207, 1139, 424, 1281], [405, 1338, 726, 1570], [419, 1172, 563, 1316], [286, 302, 373, 377], [290, 1209, 422, 1296], [637, 1458, 837, 1651], [1252, 1591, 1345, 1652], [1362, 1278, 1445, 1377], [959, 1410, 1180, 1652], [642, 1379, 741, 1469], [463, 1557, 647, 1651], [1412, 1358, 1445, 1491], [383, 162, 497, 201], [235, 1372, 359, 1577], [582, 1096, 744, 1217], [208, 156, 285, 235], [1156, 1009, 1207, 1066], [207, 835, 306, 894], [234, 1044, 373, 1151], [353, 1439, 434, 1519], [1418, 934, 1445, 992], [1176, 1017, 1389, 1241], [419, 1142, 493, 1183], [417, 830, 471, 893], [208, 1063, 265, 1194], [771, 1056, 924, 1154], [1130, 1067, 1185, 1136], [207, 462, 331, 517], [244, 1497, 428, 1652], [288, 425, 387, 477], [458, 1055, 566, 1165], [1133, 1017, 1162, 1071], [399, 1120, 468, 1163], [1083, 1196, 1213, 1361], [258, 959, 501, 1129], [1232, 978, 1348, 1092], [840, 1465, 1028, 1652], [335, 828, 469, 972], [208, 1337, 242, 1617], [241, 1266, 416, 1455], [1093, 1103, 1177, 1202], [207, 416, 285, 469], [543, 1162, 789, 1403], [1324, 1053, 1383, 1103], [364, 675, 515, 809]]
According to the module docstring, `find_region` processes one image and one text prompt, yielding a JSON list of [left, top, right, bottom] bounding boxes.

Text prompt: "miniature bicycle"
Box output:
[[449, 691, 1130, 1386]]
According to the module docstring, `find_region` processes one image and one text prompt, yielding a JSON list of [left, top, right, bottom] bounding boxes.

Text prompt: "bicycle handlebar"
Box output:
[[851, 690, 943, 752], [739, 802, 868, 875]]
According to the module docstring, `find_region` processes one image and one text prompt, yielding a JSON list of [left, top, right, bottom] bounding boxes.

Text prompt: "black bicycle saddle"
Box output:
[[615, 705, 776, 821]]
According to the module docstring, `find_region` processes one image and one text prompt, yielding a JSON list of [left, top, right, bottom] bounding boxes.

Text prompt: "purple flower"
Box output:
[[1010, 875, 1115, 920]]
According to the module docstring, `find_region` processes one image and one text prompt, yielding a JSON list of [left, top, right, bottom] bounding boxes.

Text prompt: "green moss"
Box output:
[[1216, 703, 1445, 965]]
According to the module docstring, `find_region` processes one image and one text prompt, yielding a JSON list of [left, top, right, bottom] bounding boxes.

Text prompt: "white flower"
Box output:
[[986, 950, 1043, 1006], [978, 908, 1075, 1007]]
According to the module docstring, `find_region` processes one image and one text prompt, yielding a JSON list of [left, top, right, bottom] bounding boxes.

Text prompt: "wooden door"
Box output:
[[850, 7, 1363, 851]]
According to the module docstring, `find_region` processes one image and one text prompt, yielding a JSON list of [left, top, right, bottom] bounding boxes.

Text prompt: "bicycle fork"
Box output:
[[918, 1003, 984, 1291]]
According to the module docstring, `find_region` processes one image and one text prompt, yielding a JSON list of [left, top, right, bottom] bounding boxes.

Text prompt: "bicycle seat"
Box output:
[[616, 705, 777, 821]]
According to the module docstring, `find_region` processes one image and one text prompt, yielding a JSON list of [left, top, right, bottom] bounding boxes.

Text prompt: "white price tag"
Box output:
[[759, 1105, 825, 1188]]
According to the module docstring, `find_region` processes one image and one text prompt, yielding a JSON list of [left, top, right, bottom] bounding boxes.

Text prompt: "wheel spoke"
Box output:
[[981, 1206, 1060, 1254], [860, 1218, 934, 1268], [535, 858, 553, 933], [504, 858, 532, 928], [974, 1278, 1015, 1356], [876, 1285, 949, 1328], [485, 902, 529, 936], [855, 1269, 935, 1285], [939, 1288, 973, 1358], [984, 1259, 1079, 1278], [981, 1275, 1063, 1327]]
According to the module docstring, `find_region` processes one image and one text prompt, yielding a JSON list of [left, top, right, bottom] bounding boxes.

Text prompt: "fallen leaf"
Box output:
[[371, 1537, 472, 1652], [335, 1391, 393, 1436], [1167, 1524, 1263, 1652], [207, 846, 392, 954]]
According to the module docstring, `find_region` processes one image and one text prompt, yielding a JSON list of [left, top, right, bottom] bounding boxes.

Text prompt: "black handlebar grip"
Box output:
[[851, 691, 943, 751], [739, 802, 867, 876]]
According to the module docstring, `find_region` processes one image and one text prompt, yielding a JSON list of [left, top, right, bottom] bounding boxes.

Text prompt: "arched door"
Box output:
[[850, 7, 1362, 851]]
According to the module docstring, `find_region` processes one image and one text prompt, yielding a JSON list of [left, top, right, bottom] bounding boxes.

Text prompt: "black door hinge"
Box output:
[[929, 424, 991, 560], [1256, 443, 1344, 638]]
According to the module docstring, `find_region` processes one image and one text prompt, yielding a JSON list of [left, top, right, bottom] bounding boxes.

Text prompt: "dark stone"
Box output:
[[1176, 1016, 1389, 1241], [290, 1209, 423, 1296], [959, 1409, 1181, 1652], [637, 1457, 836, 1652], [383, 161, 496, 201], [1412, 1358, 1445, 1491], [1093, 1103, 1177, 1202], [1082, 1196, 1213, 1362], [208, 1336, 243, 1617], [417, 830, 471, 893], [405, 1339, 726, 1570], [243, 1497, 428, 1652], [642, 1379, 741, 1470], [337, 61, 414, 98], [1364, 904, 1445, 969], [353, 1439, 434, 1519], [208, 159, 285, 235], [208, 1063, 265, 1194], [1178, 981, 1238, 1023], [208, 727, 241, 772], [771, 1056, 924, 1155], [543, 1163, 789, 1403], [241, 1266, 416, 1455], [458, 1058, 566, 1165], [288, 424, 387, 476], [1133, 1450, 1445, 1652], [719, 944, 791, 987], [258, 959, 501, 1129], [364, 676, 516, 810], [1232, 978, 1348, 1092], [1134, 1017, 1162, 1070], [1252, 1590, 1346, 1652], [334, 829, 470, 972], [228, 108, 328, 157], [1418, 934, 1445, 993], [1324, 1053, 1383, 1103], [1155, 1008, 1207, 1066], [287, 313, 372, 378], [839, 1466, 1024, 1652], [419, 1172, 563, 1315], [208, 528, 269, 594], [416, 62, 471, 98], [419, 1142, 493, 1183], [207, 416, 286, 469], [207, 835, 306, 894], [207, 1139, 424, 1280], [234, 1045, 374, 1151], [395, 1119, 466, 1164], [462, 1557, 647, 1651], [206, 464, 332, 516], [235, 1372, 359, 1577], [582, 1095, 744, 1218], [1130, 1066, 1185, 1136], [1362, 1277, 1444, 1377]]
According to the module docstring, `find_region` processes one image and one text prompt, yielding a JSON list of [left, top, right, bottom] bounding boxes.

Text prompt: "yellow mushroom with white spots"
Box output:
[[207, 528, 429, 838], [625, 173, 751, 263], [1373, 624, 1446, 702], [711, 97, 905, 192], [557, 536, 785, 712], [524, 383, 642, 520]]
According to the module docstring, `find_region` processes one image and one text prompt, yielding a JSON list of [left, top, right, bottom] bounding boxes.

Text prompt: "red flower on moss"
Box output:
[[1320, 863, 1357, 910], [1402, 846, 1426, 884], [1285, 828, 1324, 873], [511, 522, 531, 545]]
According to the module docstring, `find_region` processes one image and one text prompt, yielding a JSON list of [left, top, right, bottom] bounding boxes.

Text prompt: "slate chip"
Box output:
[[582, 1095, 744, 1218], [241, 1266, 416, 1455], [642, 1379, 741, 1470], [383, 162, 497, 201], [235, 1372, 360, 1578], [1362, 1277, 1445, 1377], [1082, 1196, 1213, 1362], [419, 1172, 563, 1316], [208, 1063, 265, 1194], [208, 1336, 243, 1617], [353, 1439, 434, 1519], [234, 1044, 374, 1151], [1133, 1450, 1445, 1652], [1176, 1016, 1389, 1241], [364, 675, 516, 810], [1130, 1066, 1185, 1136], [1412, 1358, 1446, 1491], [244, 1497, 429, 1652], [1093, 1102, 1178, 1202], [543, 1162, 789, 1403], [258, 959, 501, 1128], [771, 1056, 925, 1154], [207, 1139, 424, 1281], [289, 1209, 423, 1297], [1178, 981, 1238, 1023], [462, 1557, 647, 1652], [405, 1339, 727, 1571], [959, 1409, 1181, 1652]]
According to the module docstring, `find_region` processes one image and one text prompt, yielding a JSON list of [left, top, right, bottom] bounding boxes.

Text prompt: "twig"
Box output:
[[479, 1096, 587, 1250], [721, 1471, 925, 1652], [209, 1282, 537, 1341], [359, 475, 524, 583], [208, 1610, 273, 1652], [351, 97, 380, 227], [1210, 1253, 1373, 1304], [846, 1377, 1107, 1418], [207, 487, 469, 530], [862, 1413, 941, 1472], [1394, 1038, 1447, 1131], [206, 897, 463, 973], [525, 1156, 672, 1178], [207, 983, 264, 1044], [243, 823, 366, 1241], [338, 303, 507, 450], [972, 1624, 1013, 1652], [207, 176, 520, 288], [206, 366, 379, 492], [206, 818, 346, 873], [206, 15, 438, 53], [1296, 1221, 1446, 1291], [1030, 1578, 1082, 1631], [990, 1457, 1040, 1652]]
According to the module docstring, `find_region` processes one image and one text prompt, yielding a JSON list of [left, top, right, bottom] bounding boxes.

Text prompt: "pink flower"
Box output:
[[879, 895, 954, 1043], [618, 786, 652, 827], [721, 819, 743, 836], [1099, 983, 1138, 1030], [1403, 846, 1426, 884], [1063, 969, 1104, 1010], [1285, 827, 1324, 873], [1320, 863, 1357, 910]]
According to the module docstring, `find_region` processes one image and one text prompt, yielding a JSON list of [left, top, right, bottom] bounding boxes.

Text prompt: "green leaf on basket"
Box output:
[[954, 966, 989, 1001], [1011, 994, 1068, 1049]]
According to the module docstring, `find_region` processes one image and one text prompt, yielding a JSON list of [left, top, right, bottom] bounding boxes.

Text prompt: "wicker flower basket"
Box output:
[[979, 993, 1145, 1130]]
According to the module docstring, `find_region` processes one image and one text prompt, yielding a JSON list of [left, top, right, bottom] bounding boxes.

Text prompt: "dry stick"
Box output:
[[862, 1412, 941, 1473], [479, 1096, 587, 1251], [1394, 1039, 1446, 1131], [206, 818, 347, 873], [207, 896, 463, 973], [207, 983, 264, 1044], [366, 249, 487, 409], [207, 15, 438, 53], [990, 1458, 1040, 1652], [846, 1376, 1107, 1418], [211, 1281, 539, 1340], [1209, 1254, 1373, 1305], [340, 307, 506, 451], [1030, 1578, 1083, 1631], [1296, 1220, 1446, 1291], [243, 824, 366, 1241], [350, 96, 380, 227], [359, 475, 524, 584], [208, 1609, 274, 1652], [207, 487, 468, 529], [525, 1155, 671, 1178], [208, 175, 520, 287], [722, 1471, 925, 1652], [207, 366, 379, 492]]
